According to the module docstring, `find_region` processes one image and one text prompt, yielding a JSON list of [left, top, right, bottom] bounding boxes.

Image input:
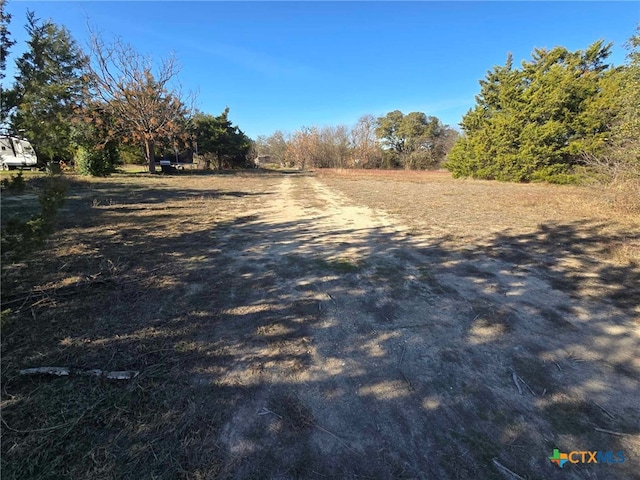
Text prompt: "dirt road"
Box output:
[[191, 173, 639, 478]]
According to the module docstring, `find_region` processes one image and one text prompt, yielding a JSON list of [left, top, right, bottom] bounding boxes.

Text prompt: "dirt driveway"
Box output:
[[2, 171, 638, 479]]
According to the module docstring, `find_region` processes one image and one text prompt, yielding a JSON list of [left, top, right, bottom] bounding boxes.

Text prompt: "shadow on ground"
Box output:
[[1, 174, 638, 480]]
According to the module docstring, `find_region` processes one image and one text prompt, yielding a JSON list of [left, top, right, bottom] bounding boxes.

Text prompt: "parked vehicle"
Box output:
[[158, 148, 195, 172], [0, 135, 38, 170]]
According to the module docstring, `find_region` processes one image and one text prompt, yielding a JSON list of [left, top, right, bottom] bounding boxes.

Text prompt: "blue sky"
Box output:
[[3, 1, 639, 139]]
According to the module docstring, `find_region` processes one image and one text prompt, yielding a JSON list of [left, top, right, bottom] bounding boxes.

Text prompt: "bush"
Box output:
[[529, 165, 579, 184], [75, 145, 118, 176], [118, 143, 145, 165], [1, 175, 68, 260], [1, 171, 27, 193]]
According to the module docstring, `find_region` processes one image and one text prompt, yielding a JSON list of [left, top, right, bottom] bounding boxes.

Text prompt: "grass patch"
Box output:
[[372, 261, 403, 280], [319, 258, 361, 273], [1, 374, 234, 480]]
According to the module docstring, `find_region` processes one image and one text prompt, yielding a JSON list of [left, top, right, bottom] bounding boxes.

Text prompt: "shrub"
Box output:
[[75, 145, 118, 176], [1, 171, 27, 193], [530, 165, 579, 184], [1, 175, 68, 260]]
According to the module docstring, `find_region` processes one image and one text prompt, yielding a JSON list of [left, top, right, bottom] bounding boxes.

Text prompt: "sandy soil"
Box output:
[[193, 173, 640, 478]]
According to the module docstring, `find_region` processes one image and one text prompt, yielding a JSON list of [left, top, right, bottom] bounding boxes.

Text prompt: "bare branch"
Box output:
[[83, 27, 192, 172]]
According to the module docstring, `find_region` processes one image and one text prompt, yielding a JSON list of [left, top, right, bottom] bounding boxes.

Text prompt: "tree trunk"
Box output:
[[145, 139, 156, 173]]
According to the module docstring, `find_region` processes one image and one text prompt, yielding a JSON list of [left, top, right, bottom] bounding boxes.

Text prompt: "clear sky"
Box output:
[[3, 1, 639, 139]]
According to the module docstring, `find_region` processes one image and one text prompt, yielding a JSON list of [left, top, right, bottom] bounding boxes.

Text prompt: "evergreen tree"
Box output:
[[11, 11, 88, 162], [0, 0, 16, 126], [0, 0, 13, 79], [375, 110, 457, 169], [191, 109, 252, 169], [604, 27, 640, 177], [447, 41, 615, 182]]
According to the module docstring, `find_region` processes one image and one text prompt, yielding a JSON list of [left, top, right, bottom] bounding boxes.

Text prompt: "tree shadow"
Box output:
[[2, 179, 638, 479]]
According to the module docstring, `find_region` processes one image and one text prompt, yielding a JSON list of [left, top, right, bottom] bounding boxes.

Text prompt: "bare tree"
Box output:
[[86, 32, 191, 172], [285, 127, 318, 170], [255, 130, 290, 166], [315, 125, 350, 168], [351, 114, 382, 168]]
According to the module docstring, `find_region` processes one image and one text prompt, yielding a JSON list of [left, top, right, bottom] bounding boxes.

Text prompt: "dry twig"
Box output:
[[400, 371, 414, 391], [492, 458, 527, 480], [257, 407, 283, 419], [2, 398, 104, 434], [512, 371, 523, 395], [594, 402, 616, 419], [257, 406, 360, 455], [517, 375, 537, 396], [326, 292, 336, 305], [399, 345, 406, 366], [594, 427, 634, 437], [311, 422, 360, 454]]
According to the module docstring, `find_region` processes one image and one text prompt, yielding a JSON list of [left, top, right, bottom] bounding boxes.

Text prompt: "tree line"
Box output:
[[254, 112, 459, 170], [1, 4, 460, 175], [256, 27, 638, 182], [2, 1, 636, 181], [0, 2, 251, 174]]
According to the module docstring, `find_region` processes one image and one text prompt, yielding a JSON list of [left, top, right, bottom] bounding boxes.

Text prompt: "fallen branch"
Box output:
[[399, 345, 406, 366], [594, 427, 635, 437], [257, 407, 283, 419], [512, 371, 522, 395], [594, 402, 616, 419], [517, 375, 537, 396], [492, 458, 527, 480], [19, 367, 139, 380]]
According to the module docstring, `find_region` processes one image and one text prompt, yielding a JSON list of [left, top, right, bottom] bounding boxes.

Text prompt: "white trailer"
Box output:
[[0, 135, 38, 170]]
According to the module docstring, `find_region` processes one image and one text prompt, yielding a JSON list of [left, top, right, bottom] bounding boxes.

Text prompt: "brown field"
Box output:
[[2, 169, 639, 479]]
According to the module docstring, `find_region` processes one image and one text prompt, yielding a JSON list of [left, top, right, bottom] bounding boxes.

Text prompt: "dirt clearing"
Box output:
[[2, 170, 639, 479]]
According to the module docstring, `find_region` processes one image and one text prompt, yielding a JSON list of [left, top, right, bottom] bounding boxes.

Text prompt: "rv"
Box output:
[[0, 135, 38, 170]]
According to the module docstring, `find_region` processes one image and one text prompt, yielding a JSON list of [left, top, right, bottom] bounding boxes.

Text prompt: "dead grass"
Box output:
[[2, 169, 639, 479], [316, 168, 640, 265]]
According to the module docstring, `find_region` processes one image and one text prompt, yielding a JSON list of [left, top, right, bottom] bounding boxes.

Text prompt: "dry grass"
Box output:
[[2, 169, 639, 479], [2, 171, 282, 480], [316, 169, 640, 265]]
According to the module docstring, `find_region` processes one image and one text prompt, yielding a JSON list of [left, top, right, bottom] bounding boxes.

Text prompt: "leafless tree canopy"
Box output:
[[86, 31, 192, 172]]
